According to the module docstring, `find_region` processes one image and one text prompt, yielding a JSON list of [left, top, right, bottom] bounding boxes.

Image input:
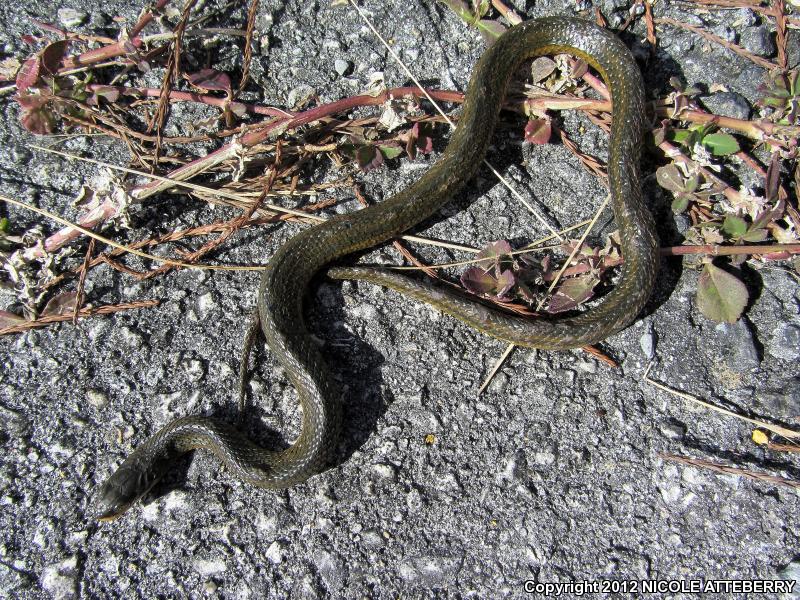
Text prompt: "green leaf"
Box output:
[[741, 228, 768, 242], [671, 195, 689, 214], [701, 132, 740, 156], [683, 174, 699, 194], [378, 145, 403, 159], [696, 263, 748, 323], [722, 214, 747, 238], [670, 129, 693, 145]]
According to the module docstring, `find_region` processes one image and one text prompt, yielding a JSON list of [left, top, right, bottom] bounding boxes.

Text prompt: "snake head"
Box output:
[[94, 456, 164, 521]]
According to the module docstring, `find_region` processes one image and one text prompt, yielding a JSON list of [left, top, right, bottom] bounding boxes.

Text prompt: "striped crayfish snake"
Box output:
[[95, 16, 658, 520]]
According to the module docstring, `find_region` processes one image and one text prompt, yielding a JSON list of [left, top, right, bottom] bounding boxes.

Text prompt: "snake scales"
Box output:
[[95, 16, 659, 520]]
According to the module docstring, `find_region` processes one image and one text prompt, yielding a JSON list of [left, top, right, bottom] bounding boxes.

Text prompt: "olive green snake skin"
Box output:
[[95, 16, 658, 520]]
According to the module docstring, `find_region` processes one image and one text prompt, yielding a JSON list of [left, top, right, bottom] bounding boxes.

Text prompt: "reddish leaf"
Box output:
[[355, 145, 383, 172], [40, 40, 68, 76], [186, 68, 232, 92], [86, 85, 120, 106], [765, 152, 781, 202], [15, 55, 41, 92], [0, 310, 25, 328], [547, 274, 599, 313], [476, 240, 512, 269], [461, 267, 497, 296], [20, 102, 56, 134], [41, 291, 78, 316], [495, 269, 516, 299], [228, 101, 247, 117], [570, 59, 588, 80], [530, 57, 556, 83], [401, 123, 434, 160], [656, 164, 687, 193], [524, 118, 551, 144]]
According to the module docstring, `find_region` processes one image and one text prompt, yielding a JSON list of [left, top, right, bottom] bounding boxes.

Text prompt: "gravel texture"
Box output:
[[1, 0, 799, 598]]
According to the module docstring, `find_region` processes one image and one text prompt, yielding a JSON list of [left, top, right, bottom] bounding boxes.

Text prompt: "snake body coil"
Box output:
[[96, 17, 658, 520]]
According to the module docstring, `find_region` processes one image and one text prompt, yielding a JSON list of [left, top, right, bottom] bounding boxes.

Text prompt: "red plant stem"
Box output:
[[130, 0, 173, 38], [86, 83, 293, 117], [661, 243, 800, 257], [131, 87, 465, 200], [60, 38, 144, 70], [24, 86, 464, 259]]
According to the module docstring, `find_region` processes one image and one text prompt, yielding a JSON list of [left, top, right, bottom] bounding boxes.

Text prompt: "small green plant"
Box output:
[[341, 123, 434, 172], [758, 69, 799, 125]]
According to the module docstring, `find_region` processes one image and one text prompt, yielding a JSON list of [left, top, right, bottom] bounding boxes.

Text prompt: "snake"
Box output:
[[94, 16, 659, 520]]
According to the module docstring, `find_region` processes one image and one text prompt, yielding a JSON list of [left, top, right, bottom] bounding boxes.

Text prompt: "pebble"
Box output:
[[406, 489, 424, 512], [40, 556, 78, 600], [737, 8, 757, 26], [673, 213, 691, 235], [756, 378, 800, 417], [658, 482, 682, 503], [265, 541, 285, 564], [711, 25, 737, 43], [0, 405, 28, 435], [192, 557, 226, 577], [404, 47, 419, 62], [361, 528, 384, 548], [487, 372, 509, 394], [740, 26, 776, 57], [372, 463, 396, 481], [660, 419, 687, 440], [334, 59, 352, 76], [716, 320, 760, 372], [86, 389, 109, 408], [313, 550, 346, 593], [768, 323, 800, 361], [287, 84, 315, 109], [702, 91, 751, 121], [182, 358, 206, 382], [57, 8, 87, 28], [195, 292, 216, 318], [398, 555, 463, 587], [640, 327, 656, 360]]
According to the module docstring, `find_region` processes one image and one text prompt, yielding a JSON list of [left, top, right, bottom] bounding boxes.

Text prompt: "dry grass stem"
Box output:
[[644, 362, 800, 441], [659, 453, 800, 491]]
